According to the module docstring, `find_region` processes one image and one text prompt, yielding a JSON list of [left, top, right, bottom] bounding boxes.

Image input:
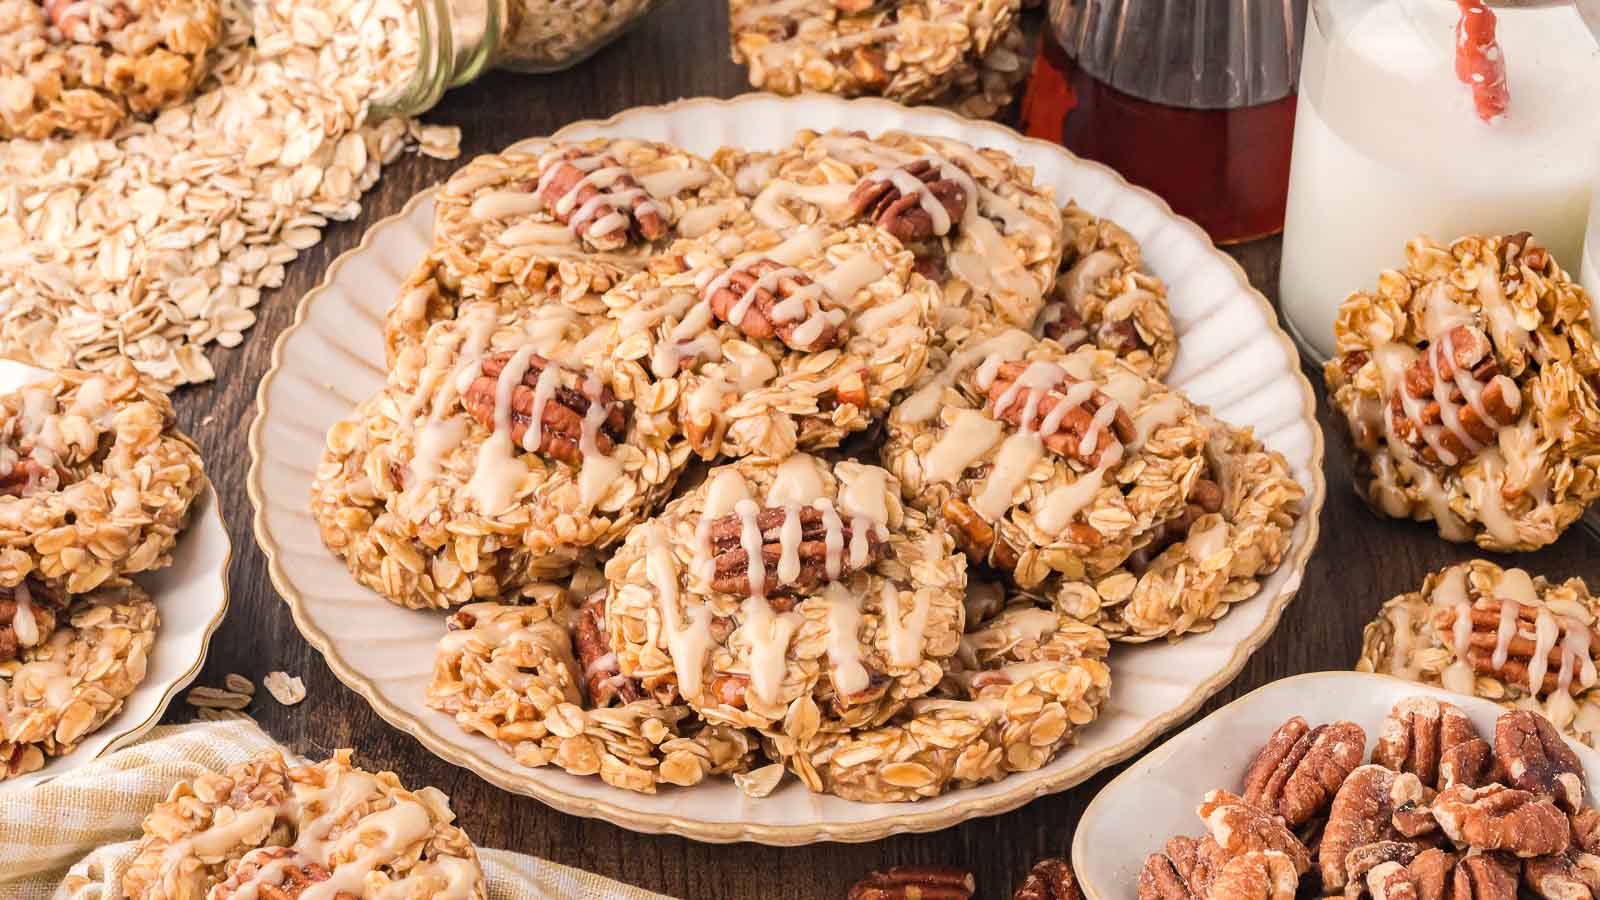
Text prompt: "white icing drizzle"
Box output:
[[740, 595, 803, 705], [694, 469, 755, 581], [734, 498, 767, 599], [973, 432, 1042, 521], [880, 581, 931, 668], [895, 328, 1035, 424], [406, 308, 497, 492], [1034, 465, 1107, 535], [750, 181, 857, 230], [644, 523, 714, 700], [1370, 343, 1472, 540], [11, 581, 38, 648], [820, 582, 868, 697], [464, 344, 538, 515], [923, 409, 1005, 484], [637, 166, 710, 199], [534, 149, 667, 240]]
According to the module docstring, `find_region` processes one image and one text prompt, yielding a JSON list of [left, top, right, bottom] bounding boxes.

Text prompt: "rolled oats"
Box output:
[[0, 0, 461, 389], [1324, 232, 1600, 551], [121, 749, 488, 900], [0, 583, 157, 780]]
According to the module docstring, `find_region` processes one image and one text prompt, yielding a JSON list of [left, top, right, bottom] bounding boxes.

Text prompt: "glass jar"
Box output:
[[1020, 0, 1304, 244], [372, 0, 674, 119], [1279, 0, 1600, 361], [1583, 156, 1600, 300]]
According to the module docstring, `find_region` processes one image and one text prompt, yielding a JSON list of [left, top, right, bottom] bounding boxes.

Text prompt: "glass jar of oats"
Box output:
[[373, 0, 673, 117]]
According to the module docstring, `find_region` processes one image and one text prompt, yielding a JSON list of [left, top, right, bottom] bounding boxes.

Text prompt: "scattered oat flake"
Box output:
[[733, 764, 785, 798], [0, 0, 453, 390], [264, 671, 307, 706], [224, 673, 255, 695]]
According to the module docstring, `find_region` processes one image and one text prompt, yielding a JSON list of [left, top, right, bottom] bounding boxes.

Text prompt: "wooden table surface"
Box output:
[[155, 3, 1600, 898]]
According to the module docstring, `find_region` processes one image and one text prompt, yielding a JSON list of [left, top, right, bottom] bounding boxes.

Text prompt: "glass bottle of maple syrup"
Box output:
[[1020, 0, 1305, 245]]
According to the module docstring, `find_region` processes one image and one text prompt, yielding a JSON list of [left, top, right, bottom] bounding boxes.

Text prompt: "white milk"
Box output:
[[1584, 167, 1600, 300], [1279, 0, 1600, 360]]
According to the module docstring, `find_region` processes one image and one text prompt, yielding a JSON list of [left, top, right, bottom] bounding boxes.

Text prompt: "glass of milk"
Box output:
[[1279, 0, 1600, 362], [1584, 159, 1600, 300]]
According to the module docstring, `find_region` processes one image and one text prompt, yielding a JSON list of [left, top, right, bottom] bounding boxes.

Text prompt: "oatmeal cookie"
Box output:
[[603, 453, 968, 739], [0, 578, 66, 665], [121, 749, 487, 900], [394, 138, 751, 358], [1036, 201, 1179, 379], [311, 298, 690, 609], [604, 223, 938, 459], [1055, 411, 1304, 642], [427, 588, 758, 794], [729, 0, 1018, 106], [0, 362, 205, 594], [715, 129, 1064, 345], [1325, 232, 1600, 551], [882, 329, 1210, 588], [0, 0, 222, 140], [1358, 560, 1600, 747], [771, 603, 1110, 802], [1, 584, 156, 780], [934, 18, 1030, 121]]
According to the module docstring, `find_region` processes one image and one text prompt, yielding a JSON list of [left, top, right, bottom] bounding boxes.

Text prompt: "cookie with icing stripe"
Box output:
[[603, 223, 939, 460], [882, 330, 1210, 589], [714, 129, 1064, 351], [603, 453, 967, 738], [122, 749, 487, 900], [312, 295, 691, 610]]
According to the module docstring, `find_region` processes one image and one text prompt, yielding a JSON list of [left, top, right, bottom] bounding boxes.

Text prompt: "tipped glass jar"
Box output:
[[372, 0, 673, 118]]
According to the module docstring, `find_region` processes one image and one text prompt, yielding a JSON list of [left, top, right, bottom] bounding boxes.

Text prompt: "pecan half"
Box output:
[[1127, 478, 1223, 573], [703, 505, 884, 596], [847, 866, 975, 900], [210, 848, 353, 900], [984, 361, 1136, 468], [1374, 697, 1483, 790], [1198, 790, 1312, 875], [461, 351, 625, 467], [1038, 297, 1143, 357], [1525, 850, 1600, 900], [1404, 849, 1518, 900], [1013, 858, 1081, 900], [1242, 717, 1367, 827], [1432, 783, 1570, 857], [0, 455, 65, 498], [849, 160, 968, 244], [1388, 325, 1521, 468], [1348, 841, 1423, 890], [1431, 601, 1600, 699], [1576, 809, 1600, 854], [1323, 766, 1427, 890], [0, 580, 64, 665], [1138, 835, 1216, 900], [943, 497, 1024, 570], [574, 590, 643, 708], [1206, 850, 1299, 900], [43, 0, 133, 42], [703, 259, 845, 352], [531, 150, 667, 248], [1494, 709, 1585, 813]]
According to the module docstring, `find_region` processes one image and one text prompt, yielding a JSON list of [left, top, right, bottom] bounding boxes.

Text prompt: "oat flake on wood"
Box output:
[[0, 0, 460, 390]]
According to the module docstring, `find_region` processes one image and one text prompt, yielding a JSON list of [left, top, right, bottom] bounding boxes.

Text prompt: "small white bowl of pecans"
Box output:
[[1073, 670, 1600, 899]]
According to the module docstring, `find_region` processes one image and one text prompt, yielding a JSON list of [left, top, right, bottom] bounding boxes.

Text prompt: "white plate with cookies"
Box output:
[[248, 94, 1324, 843]]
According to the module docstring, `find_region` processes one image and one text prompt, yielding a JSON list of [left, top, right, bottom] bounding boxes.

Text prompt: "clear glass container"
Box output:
[[1584, 154, 1600, 301], [1279, 0, 1600, 361], [372, 0, 674, 119]]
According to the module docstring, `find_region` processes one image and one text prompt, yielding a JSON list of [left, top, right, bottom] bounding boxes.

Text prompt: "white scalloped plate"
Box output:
[[1073, 672, 1600, 899], [0, 360, 231, 792], [248, 94, 1325, 844]]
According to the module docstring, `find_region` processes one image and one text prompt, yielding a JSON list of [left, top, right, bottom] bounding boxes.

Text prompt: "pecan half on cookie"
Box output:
[[703, 258, 846, 353], [983, 360, 1136, 468], [702, 503, 885, 596], [849, 159, 969, 244], [530, 148, 668, 248], [1388, 325, 1521, 469], [461, 351, 626, 466]]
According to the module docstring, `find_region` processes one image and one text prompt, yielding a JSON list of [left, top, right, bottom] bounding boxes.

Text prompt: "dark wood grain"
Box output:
[[156, 3, 1600, 899]]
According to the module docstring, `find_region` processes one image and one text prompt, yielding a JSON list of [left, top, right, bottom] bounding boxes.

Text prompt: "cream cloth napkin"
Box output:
[[0, 719, 673, 900]]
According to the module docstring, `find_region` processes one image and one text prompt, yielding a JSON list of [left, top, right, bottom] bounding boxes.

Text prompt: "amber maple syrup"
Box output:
[[1020, 35, 1298, 245]]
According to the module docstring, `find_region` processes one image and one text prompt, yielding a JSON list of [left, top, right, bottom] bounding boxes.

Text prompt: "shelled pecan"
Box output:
[[530, 150, 667, 246], [1126, 478, 1223, 572], [1494, 710, 1585, 813], [1431, 600, 1600, 698], [703, 259, 845, 352], [574, 590, 643, 708], [983, 361, 1135, 468], [1388, 325, 1521, 468], [1374, 697, 1485, 790], [847, 866, 975, 900], [1013, 858, 1082, 900], [1431, 783, 1570, 857], [461, 351, 625, 467], [702, 505, 884, 595], [849, 160, 968, 244], [942, 497, 1025, 568], [1242, 716, 1367, 827]]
